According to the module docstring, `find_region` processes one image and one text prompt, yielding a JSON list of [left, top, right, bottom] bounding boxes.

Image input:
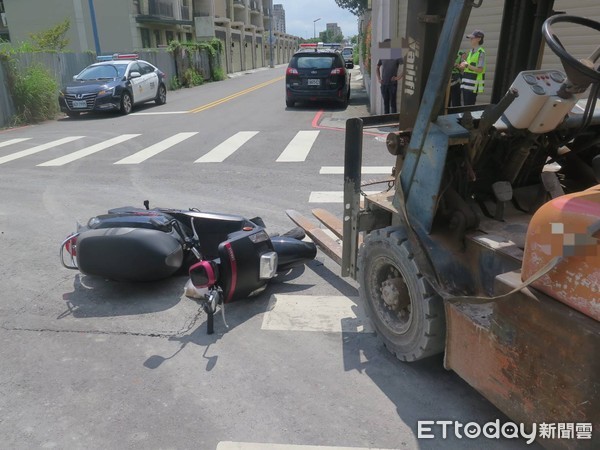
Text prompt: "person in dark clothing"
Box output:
[[376, 56, 403, 114], [449, 50, 466, 107]]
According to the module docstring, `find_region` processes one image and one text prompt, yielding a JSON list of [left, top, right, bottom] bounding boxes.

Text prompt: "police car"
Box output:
[[58, 53, 167, 117]]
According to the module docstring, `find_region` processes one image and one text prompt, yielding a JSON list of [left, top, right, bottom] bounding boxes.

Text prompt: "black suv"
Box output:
[[285, 49, 351, 108]]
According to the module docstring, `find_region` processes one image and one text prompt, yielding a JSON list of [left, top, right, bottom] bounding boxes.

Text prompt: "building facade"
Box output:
[[1, 0, 298, 73], [326, 23, 342, 38], [273, 4, 285, 33], [0, 0, 8, 42]]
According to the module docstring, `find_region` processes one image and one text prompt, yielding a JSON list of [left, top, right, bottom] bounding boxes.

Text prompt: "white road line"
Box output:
[[309, 191, 380, 203], [195, 131, 258, 163], [320, 166, 393, 175], [114, 132, 198, 164], [276, 130, 320, 162], [218, 444, 396, 450], [0, 137, 84, 165], [37, 134, 140, 167], [0, 138, 31, 149], [261, 294, 373, 333]]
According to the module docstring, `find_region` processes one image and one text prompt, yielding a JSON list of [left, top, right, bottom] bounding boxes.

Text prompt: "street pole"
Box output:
[[269, 0, 274, 68], [88, 0, 101, 55], [313, 18, 321, 40]]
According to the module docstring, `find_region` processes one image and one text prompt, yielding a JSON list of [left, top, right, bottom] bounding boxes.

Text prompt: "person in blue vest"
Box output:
[[460, 29, 486, 106]]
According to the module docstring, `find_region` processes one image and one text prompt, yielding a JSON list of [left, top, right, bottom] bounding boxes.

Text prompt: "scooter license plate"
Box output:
[[307, 79, 320, 86], [72, 100, 87, 108]]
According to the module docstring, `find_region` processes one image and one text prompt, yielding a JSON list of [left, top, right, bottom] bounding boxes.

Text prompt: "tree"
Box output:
[[335, 0, 369, 16], [29, 19, 71, 52], [320, 29, 344, 44]]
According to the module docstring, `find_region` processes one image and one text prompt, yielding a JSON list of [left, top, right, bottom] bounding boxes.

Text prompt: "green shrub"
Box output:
[[182, 68, 204, 87], [212, 66, 225, 81], [12, 64, 58, 123], [169, 75, 181, 90]]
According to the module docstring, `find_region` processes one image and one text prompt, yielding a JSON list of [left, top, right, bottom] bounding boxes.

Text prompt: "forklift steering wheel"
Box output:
[[542, 15, 600, 83]]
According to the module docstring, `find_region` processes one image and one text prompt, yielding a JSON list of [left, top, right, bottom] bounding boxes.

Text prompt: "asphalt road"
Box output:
[[0, 66, 538, 449]]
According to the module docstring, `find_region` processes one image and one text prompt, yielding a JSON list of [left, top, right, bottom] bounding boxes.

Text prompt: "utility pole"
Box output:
[[313, 18, 321, 40], [269, 0, 274, 68], [88, 0, 101, 55]]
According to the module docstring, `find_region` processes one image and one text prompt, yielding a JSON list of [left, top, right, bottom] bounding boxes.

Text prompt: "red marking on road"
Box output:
[[311, 110, 386, 137]]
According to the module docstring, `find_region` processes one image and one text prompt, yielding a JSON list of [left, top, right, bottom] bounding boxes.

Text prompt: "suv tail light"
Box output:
[[331, 67, 346, 76], [286, 67, 299, 75]]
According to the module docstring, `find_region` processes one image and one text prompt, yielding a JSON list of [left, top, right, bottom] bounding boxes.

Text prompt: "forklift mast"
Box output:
[[399, 0, 556, 235]]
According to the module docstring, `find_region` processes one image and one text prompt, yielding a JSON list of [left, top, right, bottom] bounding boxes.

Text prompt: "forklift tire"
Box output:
[[358, 227, 446, 362]]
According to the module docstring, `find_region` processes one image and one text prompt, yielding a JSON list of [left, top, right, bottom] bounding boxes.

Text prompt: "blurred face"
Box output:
[[470, 36, 480, 47]]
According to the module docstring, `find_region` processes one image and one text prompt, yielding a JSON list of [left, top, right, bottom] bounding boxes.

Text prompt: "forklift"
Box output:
[[287, 1, 599, 448]]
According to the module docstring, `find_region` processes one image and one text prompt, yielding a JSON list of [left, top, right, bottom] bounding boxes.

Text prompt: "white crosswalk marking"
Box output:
[[0, 138, 31, 149], [320, 166, 393, 175], [261, 294, 373, 333], [276, 130, 320, 162], [114, 132, 198, 164], [0, 137, 84, 165], [37, 134, 140, 167], [309, 191, 380, 203], [195, 131, 258, 163]]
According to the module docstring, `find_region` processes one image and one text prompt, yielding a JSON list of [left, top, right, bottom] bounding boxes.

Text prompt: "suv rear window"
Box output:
[[295, 55, 336, 70]]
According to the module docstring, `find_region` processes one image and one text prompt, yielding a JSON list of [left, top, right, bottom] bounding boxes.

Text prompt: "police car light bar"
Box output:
[[299, 43, 317, 48], [96, 53, 139, 61]]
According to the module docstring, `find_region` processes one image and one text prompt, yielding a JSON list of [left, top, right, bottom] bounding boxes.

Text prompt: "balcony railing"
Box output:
[[149, 0, 174, 18]]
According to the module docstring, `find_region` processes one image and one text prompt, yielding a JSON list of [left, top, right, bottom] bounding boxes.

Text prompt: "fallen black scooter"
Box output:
[[60, 202, 317, 333]]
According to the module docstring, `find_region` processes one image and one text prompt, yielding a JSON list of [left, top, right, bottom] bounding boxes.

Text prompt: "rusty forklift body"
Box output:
[[287, 0, 599, 447]]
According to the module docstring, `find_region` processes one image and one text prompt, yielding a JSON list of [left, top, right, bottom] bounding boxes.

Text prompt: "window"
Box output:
[[186, 33, 193, 42], [138, 62, 155, 75], [166, 30, 174, 44], [296, 56, 335, 70], [128, 62, 141, 75], [141, 28, 151, 48], [154, 29, 161, 46]]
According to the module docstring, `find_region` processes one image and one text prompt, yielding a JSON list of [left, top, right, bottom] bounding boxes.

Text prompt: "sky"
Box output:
[[274, 0, 360, 40]]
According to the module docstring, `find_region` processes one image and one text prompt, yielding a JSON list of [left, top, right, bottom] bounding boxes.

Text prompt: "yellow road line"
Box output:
[[189, 76, 285, 113]]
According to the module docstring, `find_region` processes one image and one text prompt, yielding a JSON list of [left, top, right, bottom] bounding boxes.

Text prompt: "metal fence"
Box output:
[[0, 60, 14, 128]]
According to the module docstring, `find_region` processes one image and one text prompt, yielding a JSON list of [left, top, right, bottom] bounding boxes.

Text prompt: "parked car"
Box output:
[[58, 54, 167, 117], [285, 48, 352, 108], [341, 47, 354, 69]]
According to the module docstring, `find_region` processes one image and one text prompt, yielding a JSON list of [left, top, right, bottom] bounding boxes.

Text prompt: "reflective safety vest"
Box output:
[[461, 47, 485, 94]]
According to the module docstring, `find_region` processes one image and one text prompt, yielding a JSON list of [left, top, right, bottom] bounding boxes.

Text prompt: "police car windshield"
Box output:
[[77, 64, 125, 81]]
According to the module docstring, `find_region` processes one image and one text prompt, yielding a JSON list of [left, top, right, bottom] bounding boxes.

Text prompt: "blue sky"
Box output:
[[274, 0, 360, 39]]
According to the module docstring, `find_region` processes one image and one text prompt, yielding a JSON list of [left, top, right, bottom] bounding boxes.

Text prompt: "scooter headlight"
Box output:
[[259, 251, 278, 279]]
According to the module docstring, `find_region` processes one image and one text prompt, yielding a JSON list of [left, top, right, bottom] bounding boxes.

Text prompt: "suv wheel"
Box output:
[[286, 98, 295, 108]]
